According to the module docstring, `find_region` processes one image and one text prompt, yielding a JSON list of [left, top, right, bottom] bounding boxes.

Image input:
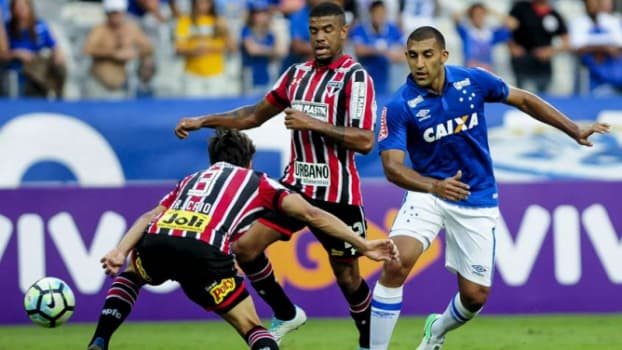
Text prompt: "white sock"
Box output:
[[432, 293, 480, 337], [370, 283, 403, 350]]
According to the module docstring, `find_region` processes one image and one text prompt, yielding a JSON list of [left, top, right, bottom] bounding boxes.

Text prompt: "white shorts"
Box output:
[[390, 191, 499, 287]]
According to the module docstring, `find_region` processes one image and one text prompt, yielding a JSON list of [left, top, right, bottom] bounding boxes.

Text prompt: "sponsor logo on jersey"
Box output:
[[294, 162, 330, 186], [209, 277, 237, 304], [378, 107, 388, 141], [453, 77, 471, 90], [158, 209, 210, 232], [423, 113, 479, 143], [291, 101, 328, 122], [351, 81, 367, 120], [416, 109, 431, 122], [407, 95, 424, 108]]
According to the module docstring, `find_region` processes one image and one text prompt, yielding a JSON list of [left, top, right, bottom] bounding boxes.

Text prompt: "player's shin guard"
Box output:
[[246, 326, 279, 349], [432, 293, 481, 337], [370, 283, 403, 350], [342, 279, 372, 349], [238, 253, 296, 320], [89, 272, 143, 348]]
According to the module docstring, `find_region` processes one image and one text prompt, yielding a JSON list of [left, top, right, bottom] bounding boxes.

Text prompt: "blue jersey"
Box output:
[[378, 66, 509, 207]]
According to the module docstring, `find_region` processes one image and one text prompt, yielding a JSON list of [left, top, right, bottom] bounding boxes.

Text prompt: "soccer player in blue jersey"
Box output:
[[369, 26, 610, 350]]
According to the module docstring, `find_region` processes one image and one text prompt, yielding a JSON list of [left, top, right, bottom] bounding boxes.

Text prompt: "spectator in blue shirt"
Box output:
[[1, 0, 65, 98], [127, 0, 179, 22], [350, 0, 403, 95], [453, 3, 517, 72], [279, 0, 322, 72], [241, 0, 279, 94]]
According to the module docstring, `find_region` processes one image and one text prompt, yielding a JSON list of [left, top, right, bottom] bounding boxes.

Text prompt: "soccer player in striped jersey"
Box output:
[[175, 2, 377, 349], [370, 26, 610, 350], [88, 129, 397, 350]]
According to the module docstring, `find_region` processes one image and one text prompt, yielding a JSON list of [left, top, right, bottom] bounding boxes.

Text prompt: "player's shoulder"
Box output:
[[449, 65, 504, 85], [384, 82, 416, 113]]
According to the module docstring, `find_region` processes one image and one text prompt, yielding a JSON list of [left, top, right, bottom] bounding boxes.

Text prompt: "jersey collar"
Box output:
[[314, 54, 351, 70], [406, 65, 457, 96]]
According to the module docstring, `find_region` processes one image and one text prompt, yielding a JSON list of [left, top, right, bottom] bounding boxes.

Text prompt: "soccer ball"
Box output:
[[24, 277, 75, 328]]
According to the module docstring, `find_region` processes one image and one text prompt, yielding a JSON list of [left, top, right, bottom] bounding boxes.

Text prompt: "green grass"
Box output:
[[1, 314, 621, 350]]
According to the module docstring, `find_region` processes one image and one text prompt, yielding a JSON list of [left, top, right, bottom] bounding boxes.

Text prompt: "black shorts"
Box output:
[[131, 234, 248, 314], [257, 188, 367, 260]]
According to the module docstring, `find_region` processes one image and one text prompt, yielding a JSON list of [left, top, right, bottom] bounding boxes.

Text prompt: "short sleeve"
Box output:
[[346, 69, 377, 130], [377, 100, 409, 153], [38, 21, 56, 49], [241, 26, 251, 40], [158, 182, 180, 208], [349, 25, 367, 44], [265, 66, 294, 108], [257, 174, 290, 211], [470, 67, 509, 103], [175, 16, 190, 41], [491, 27, 512, 45]]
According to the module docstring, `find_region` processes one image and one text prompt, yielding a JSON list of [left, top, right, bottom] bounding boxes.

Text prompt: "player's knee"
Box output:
[[232, 240, 262, 263], [461, 287, 490, 311], [333, 265, 362, 293], [382, 259, 411, 286]]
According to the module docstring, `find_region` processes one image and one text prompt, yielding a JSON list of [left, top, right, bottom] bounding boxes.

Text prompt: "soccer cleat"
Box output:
[[415, 314, 444, 350], [269, 305, 307, 345], [87, 337, 107, 350]]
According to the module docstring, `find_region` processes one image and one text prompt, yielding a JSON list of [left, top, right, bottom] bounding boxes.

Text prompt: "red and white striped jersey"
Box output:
[[146, 162, 289, 254], [265, 54, 377, 205]]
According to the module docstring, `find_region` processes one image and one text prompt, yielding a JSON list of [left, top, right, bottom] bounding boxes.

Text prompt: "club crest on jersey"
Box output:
[[453, 78, 471, 90], [423, 112, 479, 143], [208, 277, 237, 304], [407, 95, 424, 108], [291, 101, 328, 122], [295, 161, 330, 186], [158, 209, 210, 232], [326, 80, 343, 97]]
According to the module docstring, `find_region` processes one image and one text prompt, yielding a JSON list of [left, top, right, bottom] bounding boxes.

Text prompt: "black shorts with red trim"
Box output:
[[257, 185, 367, 260], [131, 233, 248, 314]]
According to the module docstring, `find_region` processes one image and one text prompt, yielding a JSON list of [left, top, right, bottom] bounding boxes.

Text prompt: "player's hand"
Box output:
[[361, 239, 399, 262], [100, 248, 126, 276], [576, 122, 610, 146], [283, 108, 319, 131], [175, 117, 203, 139], [431, 170, 470, 201]]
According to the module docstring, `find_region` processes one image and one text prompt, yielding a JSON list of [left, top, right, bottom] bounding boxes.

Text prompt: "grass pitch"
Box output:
[[1, 314, 621, 350]]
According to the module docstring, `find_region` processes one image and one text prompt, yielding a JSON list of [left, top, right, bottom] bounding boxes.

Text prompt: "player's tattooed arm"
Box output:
[[175, 99, 283, 138], [283, 107, 375, 154]]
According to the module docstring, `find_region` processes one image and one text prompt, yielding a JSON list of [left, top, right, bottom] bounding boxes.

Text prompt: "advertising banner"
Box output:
[[1, 181, 620, 324]]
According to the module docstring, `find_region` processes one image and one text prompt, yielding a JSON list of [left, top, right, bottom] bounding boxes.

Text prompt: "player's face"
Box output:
[[405, 37, 448, 89], [309, 15, 347, 65]]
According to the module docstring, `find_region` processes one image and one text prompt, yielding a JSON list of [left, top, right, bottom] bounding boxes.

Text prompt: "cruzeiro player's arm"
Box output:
[[503, 86, 610, 146], [174, 98, 284, 139], [100, 205, 166, 276], [279, 193, 398, 262], [380, 149, 470, 202]]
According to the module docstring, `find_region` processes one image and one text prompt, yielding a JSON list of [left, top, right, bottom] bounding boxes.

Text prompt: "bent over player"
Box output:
[[175, 3, 377, 349], [87, 130, 397, 350], [369, 26, 610, 350]]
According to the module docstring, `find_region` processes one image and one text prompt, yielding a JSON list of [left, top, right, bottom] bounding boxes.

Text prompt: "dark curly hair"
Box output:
[[208, 129, 256, 167]]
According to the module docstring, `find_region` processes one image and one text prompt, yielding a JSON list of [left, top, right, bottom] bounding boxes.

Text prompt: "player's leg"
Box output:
[[417, 204, 498, 350], [220, 296, 280, 350], [181, 275, 278, 350], [87, 262, 145, 350], [234, 215, 307, 344], [370, 191, 443, 350], [88, 235, 168, 350], [308, 202, 373, 349]]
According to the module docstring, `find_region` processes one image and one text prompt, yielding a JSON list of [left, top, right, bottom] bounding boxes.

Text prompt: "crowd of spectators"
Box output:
[[1, 0, 622, 100]]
